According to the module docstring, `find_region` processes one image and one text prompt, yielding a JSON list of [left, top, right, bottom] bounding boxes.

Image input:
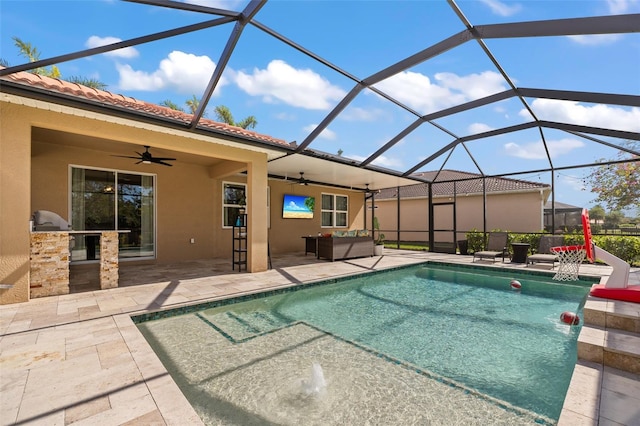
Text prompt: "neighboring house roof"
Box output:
[[544, 201, 583, 211], [0, 69, 291, 148], [376, 170, 550, 199]]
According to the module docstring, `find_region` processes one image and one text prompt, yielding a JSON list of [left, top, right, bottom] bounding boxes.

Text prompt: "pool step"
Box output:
[[578, 298, 640, 374]]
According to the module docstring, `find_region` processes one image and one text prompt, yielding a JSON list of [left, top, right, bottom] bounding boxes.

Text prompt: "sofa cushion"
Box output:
[[357, 229, 370, 237]]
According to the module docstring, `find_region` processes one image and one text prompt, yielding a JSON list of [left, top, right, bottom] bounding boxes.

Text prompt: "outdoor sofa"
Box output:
[[317, 230, 374, 261]]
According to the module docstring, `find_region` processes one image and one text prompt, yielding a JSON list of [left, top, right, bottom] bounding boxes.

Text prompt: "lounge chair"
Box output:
[[527, 235, 564, 269], [473, 232, 508, 263]]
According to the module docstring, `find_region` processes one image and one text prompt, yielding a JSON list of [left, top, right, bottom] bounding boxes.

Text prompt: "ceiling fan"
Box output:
[[113, 145, 176, 167], [298, 172, 309, 186]]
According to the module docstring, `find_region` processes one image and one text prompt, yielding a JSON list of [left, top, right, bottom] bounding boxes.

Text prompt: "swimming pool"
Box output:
[[134, 263, 594, 424]]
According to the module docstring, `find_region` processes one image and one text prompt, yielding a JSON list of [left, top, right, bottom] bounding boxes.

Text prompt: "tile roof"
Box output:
[[544, 201, 582, 211], [0, 69, 291, 147], [376, 170, 550, 199]]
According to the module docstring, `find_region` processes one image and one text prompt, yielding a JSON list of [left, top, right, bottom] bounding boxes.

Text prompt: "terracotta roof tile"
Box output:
[[377, 169, 549, 199], [1, 69, 290, 147]]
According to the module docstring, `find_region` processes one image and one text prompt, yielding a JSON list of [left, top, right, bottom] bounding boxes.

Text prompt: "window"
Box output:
[[223, 182, 247, 227], [321, 193, 348, 227], [71, 167, 155, 260]]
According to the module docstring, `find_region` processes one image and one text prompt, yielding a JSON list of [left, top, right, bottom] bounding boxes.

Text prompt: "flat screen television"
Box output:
[[282, 194, 315, 219]]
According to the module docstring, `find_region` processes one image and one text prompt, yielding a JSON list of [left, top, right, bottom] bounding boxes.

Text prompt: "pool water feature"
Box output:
[[135, 264, 593, 424]]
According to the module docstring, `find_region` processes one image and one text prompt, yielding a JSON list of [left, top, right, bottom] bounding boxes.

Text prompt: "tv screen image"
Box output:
[[282, 194, 315, 219]]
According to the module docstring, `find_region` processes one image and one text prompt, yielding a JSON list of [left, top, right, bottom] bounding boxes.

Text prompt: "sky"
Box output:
[[1, 0, 639, 214]]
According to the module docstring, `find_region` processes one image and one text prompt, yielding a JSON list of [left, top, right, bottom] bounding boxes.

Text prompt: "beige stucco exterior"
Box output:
[[267, 182, 366, 254], [374, 190, 548, 244], [0, 95, 366, 304]]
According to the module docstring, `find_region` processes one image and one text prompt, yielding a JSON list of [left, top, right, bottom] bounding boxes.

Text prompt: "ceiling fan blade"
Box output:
[[112, 155, 142, 159], [113, 146, 176, 166]]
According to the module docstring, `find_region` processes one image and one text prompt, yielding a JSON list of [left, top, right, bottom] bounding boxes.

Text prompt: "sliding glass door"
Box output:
[[71, 167, 155, 260]]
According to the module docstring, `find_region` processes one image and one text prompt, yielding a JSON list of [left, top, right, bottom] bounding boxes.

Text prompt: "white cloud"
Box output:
[[275, 112, 296, 121], [607, 0, 639, 14], [504, 138, 585, 160], [568, 34, 622, 46], [303, 124, 337, 141], [560, 174, 586, 192], [468, 123, 494, 134], [287, 200, 307, 211], [521, 99, 640, 132], [435, 71, 507, 100], [116, 51, 222, 94], [567, 0, 638, 44], [234, 60, 346, 110], [375, 70, 507, 114], [340, 106, 385, 122], [350, 153, 404, 169], [479, 0, 522, 17], [85, 36, 139, 59], [371, 155, 404, 168]]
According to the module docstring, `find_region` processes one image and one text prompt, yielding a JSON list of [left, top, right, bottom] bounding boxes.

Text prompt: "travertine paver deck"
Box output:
[[1, 250, 638, 425]]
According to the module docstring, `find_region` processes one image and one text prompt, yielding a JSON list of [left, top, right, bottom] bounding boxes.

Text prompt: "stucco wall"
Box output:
[[267, 180, 366, 254], [1, 98, 368, 303], [31, 140, 221, 263], [31, 141, 367, 259], [1, 98, 274, 303], [375, 190, 546, 243], [0, 101, 31, 304]]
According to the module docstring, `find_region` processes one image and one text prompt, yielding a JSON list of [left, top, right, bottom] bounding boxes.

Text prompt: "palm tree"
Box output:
[[8, 37, 107, 90], [13, 36, 60, 78], [214, 105, 257, 130], [159, 100, 185, 111], [68, 76, 108, 90], [186, 95, 200, 114]]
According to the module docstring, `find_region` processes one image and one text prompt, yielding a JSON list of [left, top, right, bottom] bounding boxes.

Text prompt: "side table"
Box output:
[[511, 242, 531, 263], [302, 236, 318, 256]]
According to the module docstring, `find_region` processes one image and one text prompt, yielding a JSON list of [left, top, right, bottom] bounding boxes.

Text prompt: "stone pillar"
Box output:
[[100, 231, 119, 289], [30, 232, 70, 297]]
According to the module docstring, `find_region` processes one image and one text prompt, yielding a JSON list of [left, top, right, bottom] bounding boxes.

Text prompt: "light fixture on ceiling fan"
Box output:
[[298, 172, 308, 186]]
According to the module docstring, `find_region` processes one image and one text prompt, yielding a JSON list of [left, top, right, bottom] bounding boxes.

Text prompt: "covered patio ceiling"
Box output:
[[0, 0, 638, 193]]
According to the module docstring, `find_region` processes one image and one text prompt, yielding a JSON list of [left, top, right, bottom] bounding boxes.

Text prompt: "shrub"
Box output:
[[466, 229, 484, 253], [465, 228, 512, 253], [563, 230, 585, 247], [592, 235, 640, 266]]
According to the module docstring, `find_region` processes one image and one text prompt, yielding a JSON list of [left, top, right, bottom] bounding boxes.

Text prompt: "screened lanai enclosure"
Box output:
[[1, 0, 638, 250]]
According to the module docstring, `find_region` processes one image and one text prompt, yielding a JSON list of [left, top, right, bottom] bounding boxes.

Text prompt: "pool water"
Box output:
[[136, 264, 592, 424]]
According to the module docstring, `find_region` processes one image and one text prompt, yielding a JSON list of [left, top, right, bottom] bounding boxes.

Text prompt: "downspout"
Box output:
[[428, 183, 434, 252], [482, 176, 487, 238], [364, 192, 368, 230], [396, 186, 400, 249], [453, 181, 457, 245], [371, 191, 376, 237], [551, 170, 556, 234]]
